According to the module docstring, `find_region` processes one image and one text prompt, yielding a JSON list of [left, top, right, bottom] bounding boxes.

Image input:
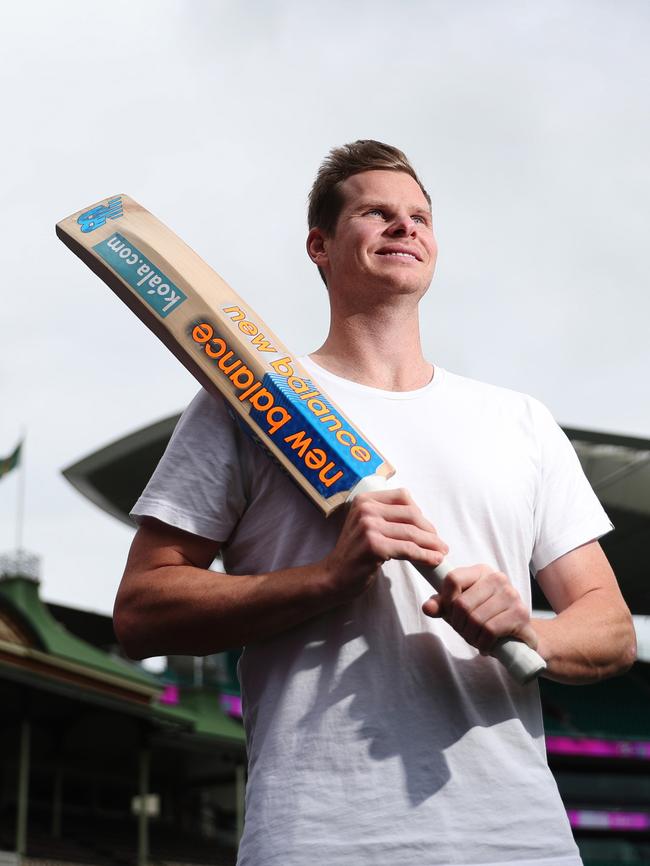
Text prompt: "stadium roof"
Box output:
[[0, 574, 244, 746], [63, 416, 650, 614]]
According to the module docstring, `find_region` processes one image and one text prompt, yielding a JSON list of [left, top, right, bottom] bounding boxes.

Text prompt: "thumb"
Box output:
[[422, 594, 443, 618]]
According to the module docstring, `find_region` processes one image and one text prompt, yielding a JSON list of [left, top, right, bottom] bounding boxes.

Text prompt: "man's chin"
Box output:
[[376, 272, 432, 298]]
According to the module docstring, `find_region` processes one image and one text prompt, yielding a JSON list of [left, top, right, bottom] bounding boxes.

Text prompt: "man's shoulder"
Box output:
[[441, 367, 546, 411], [175, 387, 239, 434], [166, 387, 246, 458], [438, 369, 564, 448]]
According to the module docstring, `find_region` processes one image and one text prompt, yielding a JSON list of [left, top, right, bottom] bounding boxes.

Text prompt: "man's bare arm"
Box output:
[[113, 518, 337, 659], [421, 540, 635, 684], [114, 491, 447, 659], [533, 540, 636, 684]]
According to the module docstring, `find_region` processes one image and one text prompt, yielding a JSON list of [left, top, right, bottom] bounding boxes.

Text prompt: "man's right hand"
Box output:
[[322, 487, 449, 602]]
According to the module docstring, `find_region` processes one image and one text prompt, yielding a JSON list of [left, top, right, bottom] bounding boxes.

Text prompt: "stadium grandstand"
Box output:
[[1, 417, 648, 866]]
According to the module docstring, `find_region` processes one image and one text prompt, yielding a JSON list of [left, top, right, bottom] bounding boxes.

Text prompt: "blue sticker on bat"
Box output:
[[93, 233, 187, 318], [251, 373, 383, 496], [189, 318, 383, 498]]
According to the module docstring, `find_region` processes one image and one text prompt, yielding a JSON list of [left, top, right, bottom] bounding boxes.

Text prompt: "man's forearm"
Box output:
[[114, 559, 344, 659], [532, 588, 636, 684], [115, 491, 449, 660]]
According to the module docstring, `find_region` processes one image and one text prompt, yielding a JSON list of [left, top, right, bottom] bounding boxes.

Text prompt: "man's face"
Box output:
[[310, 170, 438, 302]]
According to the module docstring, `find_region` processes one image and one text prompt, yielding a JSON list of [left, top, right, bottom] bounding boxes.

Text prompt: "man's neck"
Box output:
[[310, 306, 433, 392]]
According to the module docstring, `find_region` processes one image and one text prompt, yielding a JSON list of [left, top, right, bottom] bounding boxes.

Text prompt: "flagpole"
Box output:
[[15, 432, 26, 555]]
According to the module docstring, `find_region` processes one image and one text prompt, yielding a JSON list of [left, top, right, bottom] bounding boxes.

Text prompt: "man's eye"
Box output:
[[366, 208, 385, 217], [413, 215, 427, 224]]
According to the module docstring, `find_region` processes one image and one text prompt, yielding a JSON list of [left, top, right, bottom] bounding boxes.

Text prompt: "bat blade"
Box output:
[[56, 194, 545, 684], [56, 195, 394, 516]]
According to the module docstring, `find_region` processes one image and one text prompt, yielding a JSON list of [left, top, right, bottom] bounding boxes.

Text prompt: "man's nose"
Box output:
[[387, 213, 417, 236]]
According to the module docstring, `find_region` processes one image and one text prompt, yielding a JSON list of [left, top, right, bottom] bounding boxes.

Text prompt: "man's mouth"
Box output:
[[376, 247, 421, 261]]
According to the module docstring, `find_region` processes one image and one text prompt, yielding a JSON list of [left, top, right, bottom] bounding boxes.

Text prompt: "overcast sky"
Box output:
[[0, 0, 648, 617]]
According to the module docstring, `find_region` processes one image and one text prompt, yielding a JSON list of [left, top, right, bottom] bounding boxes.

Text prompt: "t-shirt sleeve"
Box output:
[[130, 389, 248, 542], [530, 399, 613, 575]]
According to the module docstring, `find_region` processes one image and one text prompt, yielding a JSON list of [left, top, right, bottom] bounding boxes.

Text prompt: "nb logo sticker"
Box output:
[[77, 197, 124, 233]]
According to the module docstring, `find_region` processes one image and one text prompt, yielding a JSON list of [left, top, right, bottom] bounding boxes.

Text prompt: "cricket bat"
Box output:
[[56, 195, 546, 684]]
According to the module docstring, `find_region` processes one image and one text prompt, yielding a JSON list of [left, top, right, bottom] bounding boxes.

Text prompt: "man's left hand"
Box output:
[[422, 565, 539, 654]]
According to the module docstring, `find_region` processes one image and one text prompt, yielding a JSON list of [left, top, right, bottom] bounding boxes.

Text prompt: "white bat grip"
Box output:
[[349, 476, 546, 685]]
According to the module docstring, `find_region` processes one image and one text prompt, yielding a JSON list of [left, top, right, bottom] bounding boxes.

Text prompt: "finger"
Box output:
[[445, 574, 497, 623], [447, 578, 506, 643], [455, 596, 510, 650], [353, 492, 446, 544], [351, 487, 418, 511], [350, 497, 450, 562], [444, 572, 508, 632], [377, 518, 448, 555], [355, 496, 439, 532], [437, 564, 499, 606], [467, 596, 532, 653], [345, 511, 444, 565], [437, 567, 479, 607], [473, 613, 522, 653], [354, 486, 416, 506], [373, 535, 446, 568], [436, 568, 509, 638]]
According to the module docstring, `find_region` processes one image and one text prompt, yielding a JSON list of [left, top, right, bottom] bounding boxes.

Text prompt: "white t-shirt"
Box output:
[[132, 361, 612, 866]]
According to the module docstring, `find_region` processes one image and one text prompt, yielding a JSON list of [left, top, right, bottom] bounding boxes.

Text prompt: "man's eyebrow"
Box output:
[[355, 201, 432, 215]]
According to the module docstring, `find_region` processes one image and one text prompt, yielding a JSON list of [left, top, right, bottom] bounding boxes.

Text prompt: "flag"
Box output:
[[0, 441, 22, 481]]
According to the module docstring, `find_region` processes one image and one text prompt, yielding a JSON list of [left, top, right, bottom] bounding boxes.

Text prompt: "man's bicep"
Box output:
[[125, 517, 223, 575], [115, 519, 223, 644], [536, 540, 623, 614], [114, 519, 226, 659]]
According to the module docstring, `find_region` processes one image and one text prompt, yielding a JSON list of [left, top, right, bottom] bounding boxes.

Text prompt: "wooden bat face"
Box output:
[[56, 195, 394, 516]]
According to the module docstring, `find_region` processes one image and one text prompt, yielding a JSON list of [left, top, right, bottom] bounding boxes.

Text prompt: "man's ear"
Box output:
[[306, 227, 329, 267]]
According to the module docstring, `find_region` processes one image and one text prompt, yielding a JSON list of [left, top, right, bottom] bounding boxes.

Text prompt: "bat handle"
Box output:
[[349, 476, 547, 685]]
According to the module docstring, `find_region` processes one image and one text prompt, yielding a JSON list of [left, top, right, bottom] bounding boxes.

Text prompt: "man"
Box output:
[[114, 141, 636, 865]]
